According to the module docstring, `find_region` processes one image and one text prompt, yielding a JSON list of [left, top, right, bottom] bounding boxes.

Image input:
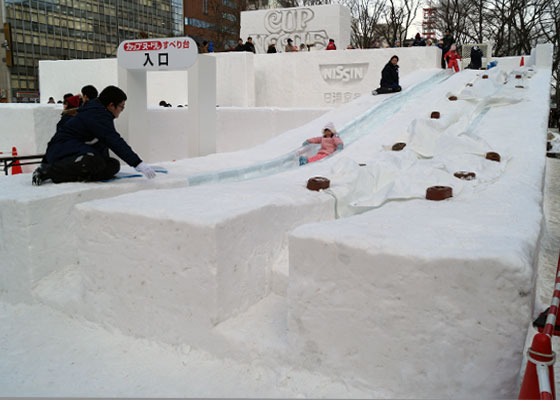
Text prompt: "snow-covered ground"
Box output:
[[0, 55, 554, 398]]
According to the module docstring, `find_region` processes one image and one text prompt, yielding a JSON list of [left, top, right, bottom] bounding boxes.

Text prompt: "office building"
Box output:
[[184, 0, 241, 51], [0, 0, 183, 102]]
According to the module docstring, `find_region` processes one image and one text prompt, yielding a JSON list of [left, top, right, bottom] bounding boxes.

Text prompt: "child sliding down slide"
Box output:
[[299, 122, 343, 165]]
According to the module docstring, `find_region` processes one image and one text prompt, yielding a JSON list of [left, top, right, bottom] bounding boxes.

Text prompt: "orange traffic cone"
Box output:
[[11, 146, 22, 175], [518, 332, 555, 400], [520, 56, 525, 67]]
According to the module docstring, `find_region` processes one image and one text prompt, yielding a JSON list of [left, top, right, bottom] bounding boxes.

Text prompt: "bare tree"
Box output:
[[276, 0, 332, 6], [276, 0, 299, 6], [301, 0, 333, 4], [464, 0, 488, 44], [434, 0, 475, 44], [483, 0, 551, 56], [344, 0, 387, 48], [382, 0, 421, 46], [538, 0, 559, 106], [208, 0, 250, 51], [232, 0, 250, 40]]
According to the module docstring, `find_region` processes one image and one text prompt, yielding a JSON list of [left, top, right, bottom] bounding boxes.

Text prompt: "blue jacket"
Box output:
[[45, 99, 142, 167]]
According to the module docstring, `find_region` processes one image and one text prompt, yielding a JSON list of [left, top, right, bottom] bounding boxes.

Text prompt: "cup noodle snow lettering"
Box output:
[[241, 5, 351, 53], [257, 8, 328, 51], [117, 37, 198, 71]]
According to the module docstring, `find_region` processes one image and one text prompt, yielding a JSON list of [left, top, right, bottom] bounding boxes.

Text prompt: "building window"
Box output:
[[202, 0, 208, 15], [222, 0, 237, 8], [222, 12, 236, 22]]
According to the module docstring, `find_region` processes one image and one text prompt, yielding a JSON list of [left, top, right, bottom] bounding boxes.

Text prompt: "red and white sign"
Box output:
[[117, 37, 198, 71]]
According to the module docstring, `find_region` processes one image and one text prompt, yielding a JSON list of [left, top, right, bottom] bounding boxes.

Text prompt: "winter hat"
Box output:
[[323, 121, 336, 135], [66, 95, 80, 108]]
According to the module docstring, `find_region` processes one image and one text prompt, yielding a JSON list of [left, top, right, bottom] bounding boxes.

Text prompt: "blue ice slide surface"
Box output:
[[188, 70, 452, 187]]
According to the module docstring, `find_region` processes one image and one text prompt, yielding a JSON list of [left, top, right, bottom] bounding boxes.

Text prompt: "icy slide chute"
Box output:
[[187, 70, 453, 186]]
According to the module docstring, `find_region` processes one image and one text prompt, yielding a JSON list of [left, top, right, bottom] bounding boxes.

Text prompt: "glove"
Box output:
[[336, 144, 344, 151], [302, 140, 309, 146], [135, 161, 156, 179]]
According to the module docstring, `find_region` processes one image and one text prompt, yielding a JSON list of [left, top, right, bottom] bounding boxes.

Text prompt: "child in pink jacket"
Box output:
[[299, 122, 343, 165]]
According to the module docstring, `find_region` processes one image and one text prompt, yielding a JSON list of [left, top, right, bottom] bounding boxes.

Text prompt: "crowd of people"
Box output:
[[195, 31, 484, 73], [196, 36, 341, 54]]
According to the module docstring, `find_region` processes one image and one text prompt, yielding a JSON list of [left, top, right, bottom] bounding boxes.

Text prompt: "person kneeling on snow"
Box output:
[[32, 85, 156, 185], [299, 122, 343, 165], [372, 55, 402, 95]]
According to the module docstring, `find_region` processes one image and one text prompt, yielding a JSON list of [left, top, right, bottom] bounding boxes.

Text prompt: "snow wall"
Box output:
[[39, 46, 441, 108], [0, 104, 330, 166]]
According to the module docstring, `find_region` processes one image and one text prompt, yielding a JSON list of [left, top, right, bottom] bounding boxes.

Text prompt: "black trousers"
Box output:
[[441, 47, 449, 68], [375, 85, 402, 94], [47, 153, 120, 183]]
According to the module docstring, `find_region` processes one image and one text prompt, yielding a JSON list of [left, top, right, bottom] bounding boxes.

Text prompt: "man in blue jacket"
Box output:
[[372, 55, 402, 95], [32, 85, 156, 185]]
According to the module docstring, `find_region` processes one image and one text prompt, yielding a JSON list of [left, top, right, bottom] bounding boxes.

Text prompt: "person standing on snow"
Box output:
[[32, 85, 156, 185], [444, 44, 462, 72], [299, 122, 343, 165], [372, 55, 402, 95], [412, 33, 426, 46], [285, 38, 297, 52], [441, 30, 455, 68], [234, 38, 245, 51], [326, 39, 336, 50], [244, 37, 256, 53], [468, 45, 483, 69], [81, 84, 98, 104]]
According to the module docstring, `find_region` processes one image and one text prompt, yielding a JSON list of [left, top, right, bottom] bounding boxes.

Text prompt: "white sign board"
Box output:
[[240, 5, 351, 54], [117, 37, 198, 71]]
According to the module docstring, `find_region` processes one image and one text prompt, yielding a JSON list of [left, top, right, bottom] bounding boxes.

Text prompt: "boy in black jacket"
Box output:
[[372, 55, 402, 95], [32, 85, 156, 185]]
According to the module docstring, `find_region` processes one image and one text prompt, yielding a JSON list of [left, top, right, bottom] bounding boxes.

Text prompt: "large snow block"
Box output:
[[0, 104, 60, 170], [77, 180, 334, 345], [0, 173, 186, 303], [286, 70, 552, 398], [288, 207, 538, 398]]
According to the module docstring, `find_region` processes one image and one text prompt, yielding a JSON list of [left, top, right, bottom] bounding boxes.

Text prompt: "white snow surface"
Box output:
[[0, 63, 552, 398]]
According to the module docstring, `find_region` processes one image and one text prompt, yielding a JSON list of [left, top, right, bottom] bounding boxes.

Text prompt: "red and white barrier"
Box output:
[[519, 253, 560, 400]]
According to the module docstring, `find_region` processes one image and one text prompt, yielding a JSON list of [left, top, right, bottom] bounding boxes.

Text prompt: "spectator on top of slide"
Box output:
[[468, 45, 483, 69], [412, 33, 426, 46], [234, 38, 245, 51], [244, 37, 256, 53], [326, 39, 336, 50], [285, 38, 297, 52]]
